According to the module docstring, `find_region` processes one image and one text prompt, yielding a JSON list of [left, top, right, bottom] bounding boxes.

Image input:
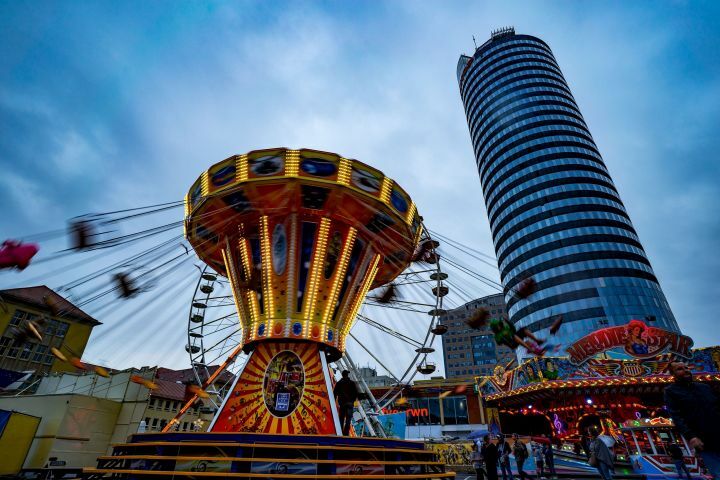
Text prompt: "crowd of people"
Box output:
[[465, 360, 720, 480], [471, 433, 556, 480]]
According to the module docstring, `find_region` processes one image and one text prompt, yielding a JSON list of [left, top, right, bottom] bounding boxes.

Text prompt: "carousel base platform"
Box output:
[[84, 432, 453, 479]]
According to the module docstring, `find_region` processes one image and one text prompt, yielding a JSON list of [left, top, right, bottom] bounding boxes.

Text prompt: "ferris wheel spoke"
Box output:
[[202, 302, 236, 308], [347, 332, 402, 384], [365, 302, 426, 313], [356, 314, 423, 348], [366, 297, 436, 307], [189, 312, 237, 331], [203, 342, 241, 368], [200, 327, 241, 356], [395, 268, 437, 277], [391, 278, 436, 286]]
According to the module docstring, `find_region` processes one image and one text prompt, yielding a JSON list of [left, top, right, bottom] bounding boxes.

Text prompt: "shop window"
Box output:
[[443, 397, 456, 424], [428, 397, 441, 424], [397, 397, 440, 426], [442, 396, 469, 425]]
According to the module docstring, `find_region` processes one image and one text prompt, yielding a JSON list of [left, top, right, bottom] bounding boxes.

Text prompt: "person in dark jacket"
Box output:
[[333, 370, 358, 435], [498, 435, 515, 480], [512, 434, 529, 480], [664, 361, 720, 477], [542, 442, 556, 478], [589, 426, 614, 480], [481, 435, 499, 480]]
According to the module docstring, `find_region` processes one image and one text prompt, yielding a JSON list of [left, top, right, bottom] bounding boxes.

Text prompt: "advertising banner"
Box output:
[[567, 320, 693, 365], [377, 412, 406, 439]]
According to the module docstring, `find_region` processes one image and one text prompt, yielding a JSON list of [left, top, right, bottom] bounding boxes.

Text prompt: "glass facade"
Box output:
[[388, 396, 469, 426], [457, 31, 679, 353]]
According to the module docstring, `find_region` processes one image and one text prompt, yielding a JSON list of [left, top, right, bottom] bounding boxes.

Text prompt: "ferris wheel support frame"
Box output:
[[162, 341, 246, 432], [362, 227, 446, 411]]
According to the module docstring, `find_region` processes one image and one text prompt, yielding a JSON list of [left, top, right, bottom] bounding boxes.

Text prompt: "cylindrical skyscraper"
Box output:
[[457, 28, 678, 351]]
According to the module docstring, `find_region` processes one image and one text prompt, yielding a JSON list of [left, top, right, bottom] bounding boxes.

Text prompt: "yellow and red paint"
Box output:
[[211, 341, 337, 435]]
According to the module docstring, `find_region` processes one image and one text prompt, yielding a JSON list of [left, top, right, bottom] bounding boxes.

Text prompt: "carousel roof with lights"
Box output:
[[477, 346, 720, 406]]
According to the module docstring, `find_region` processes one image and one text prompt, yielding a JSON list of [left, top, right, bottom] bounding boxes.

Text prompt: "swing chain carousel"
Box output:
[[85, 148, 454, 479]]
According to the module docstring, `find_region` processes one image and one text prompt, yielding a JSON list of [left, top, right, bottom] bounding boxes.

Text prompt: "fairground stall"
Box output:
[[477, 320, 720, 478]]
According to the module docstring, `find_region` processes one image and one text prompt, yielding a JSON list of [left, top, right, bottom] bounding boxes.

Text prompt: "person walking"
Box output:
[[481, 435, 499, 480], [668, 442, 692, 480], [533, 443, 545, 479], [589, 427, 614, 480], [472, 442, 486, 480], [542, 442, 556, 478], [512, 434, 529, 480], [498, 435, 515, 480], [333, 370, 358, 436], [664, 361, 720, 478]]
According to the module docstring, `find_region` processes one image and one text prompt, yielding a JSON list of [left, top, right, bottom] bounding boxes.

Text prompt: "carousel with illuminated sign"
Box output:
[[477, 321, 720, 478], [85, 148, 453, 479]]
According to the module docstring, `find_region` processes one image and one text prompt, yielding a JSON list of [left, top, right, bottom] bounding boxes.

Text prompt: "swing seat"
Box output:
[[0, 240, 39, 270]]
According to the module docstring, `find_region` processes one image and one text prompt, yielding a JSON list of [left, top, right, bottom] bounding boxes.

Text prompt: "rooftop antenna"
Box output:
[[491, 26, 515, 40], [472, 35, 478, 49]]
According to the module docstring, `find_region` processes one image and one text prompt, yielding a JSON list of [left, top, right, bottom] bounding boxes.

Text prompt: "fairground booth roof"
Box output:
[[477, 320, 720, 406]]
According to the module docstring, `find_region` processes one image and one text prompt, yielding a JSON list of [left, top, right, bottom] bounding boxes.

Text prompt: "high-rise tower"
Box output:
[[456, 28, 678, 351]]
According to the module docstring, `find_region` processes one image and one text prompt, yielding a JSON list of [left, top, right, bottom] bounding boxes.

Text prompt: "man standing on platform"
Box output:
[[333, 370, 359, 436], [664, 361, 720, 478]]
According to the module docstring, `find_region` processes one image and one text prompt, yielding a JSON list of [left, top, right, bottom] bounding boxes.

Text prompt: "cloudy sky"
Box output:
[[1, 1, 719, 373]]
